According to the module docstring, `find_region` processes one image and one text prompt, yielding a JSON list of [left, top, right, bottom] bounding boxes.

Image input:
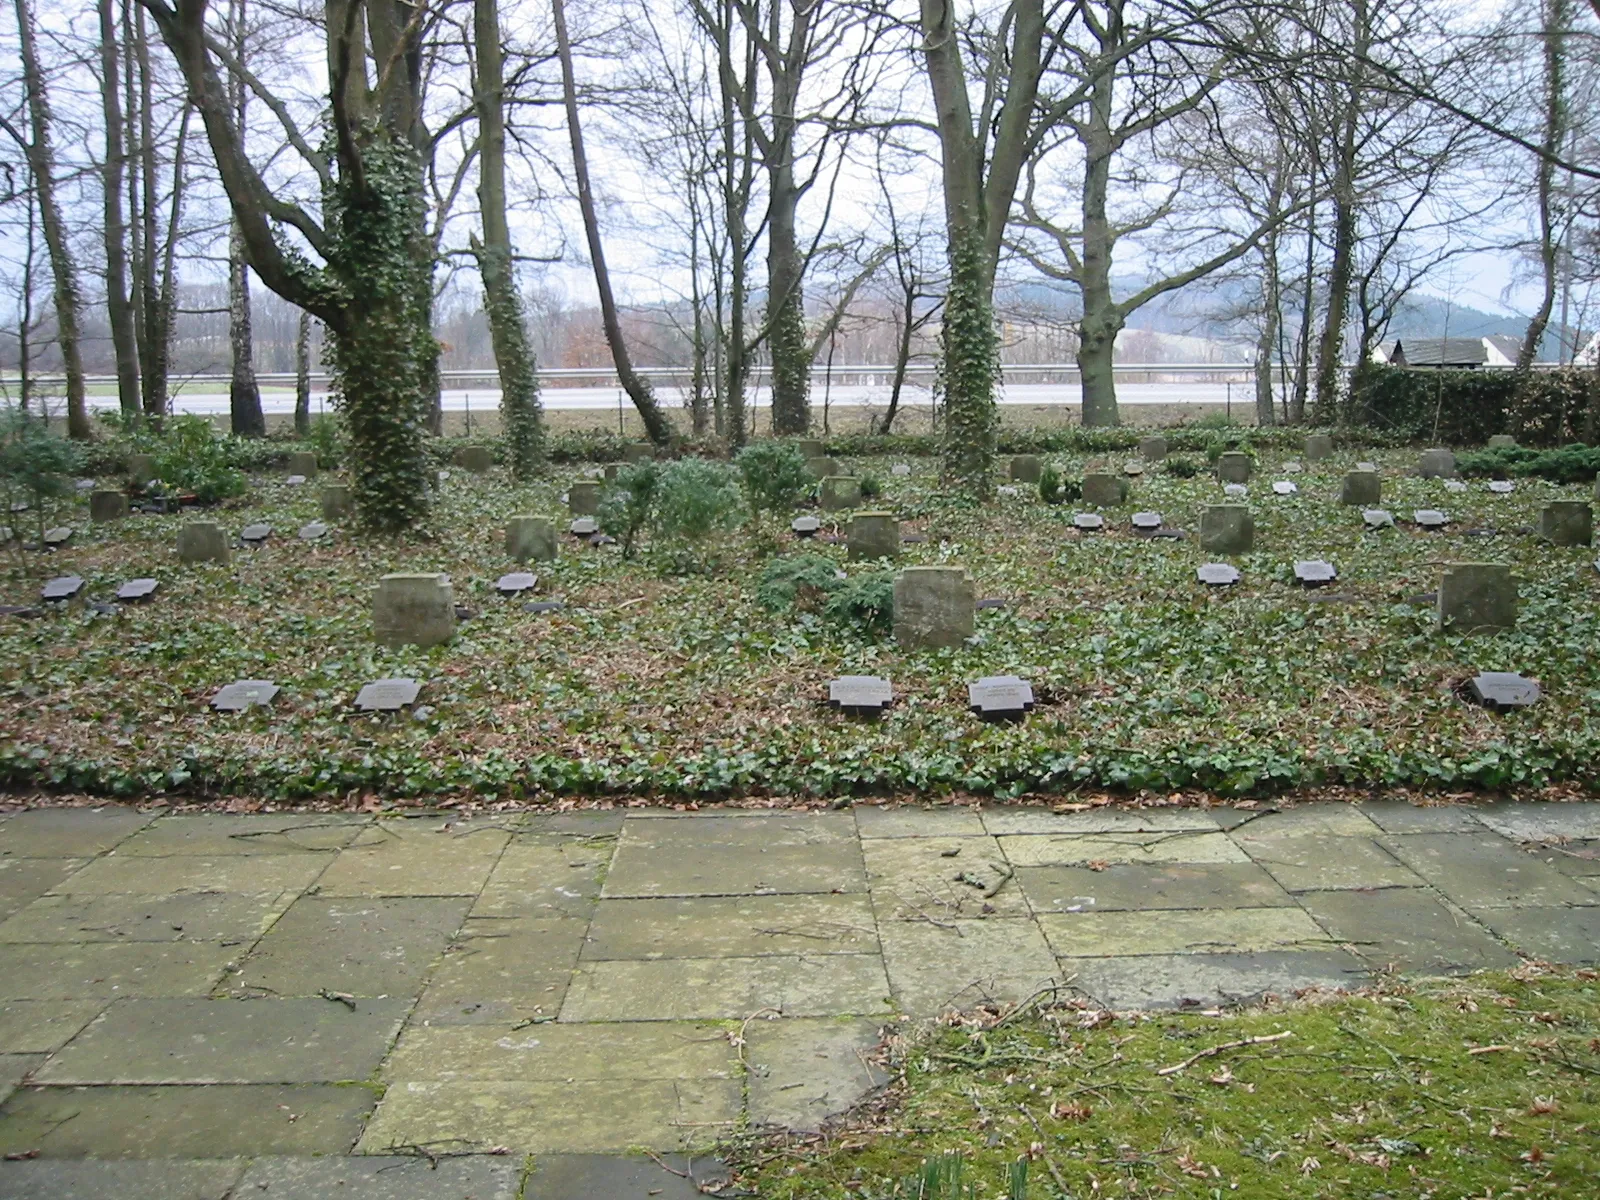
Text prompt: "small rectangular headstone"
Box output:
[[298, 521, 329, 541], [1293, 559, 1337, 586], [496, 571, 538, 595], [1414, 509, 1449, 529], [1466, 671, 1539, 711], [116, 578, 159, 602], [211, 680, 279, 712], [791, 516, 821, 537], [285, 474, 308, 486], [900, 533, 927, 544], [891, 464, 911, 476], [975, 597, 1006, 610], [828, 675, 893, 716], [43, 527, 73, 547], [240, 523, 272, 543], [1363, 508, 1395, 529], [525, 599, 565, 614], [1072, 512, 1104, 531], [41, 575, 85, 601], [1197, 563, 1240, 586], [1443, 479, 1468, 493], [354, 678, 421, 712], [1131, 512, 1163, 531], [1223, 483, 1248, 498], [1271, 481, 1297, 495], [968, 675, 1034, 721], [1487, 480, 1514, 494], [570, 517, 598, 536], [1356, 461, 1378, 472]]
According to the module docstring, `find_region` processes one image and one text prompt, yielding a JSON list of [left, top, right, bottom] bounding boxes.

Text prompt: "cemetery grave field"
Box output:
[[3, 441, 1599, 803]]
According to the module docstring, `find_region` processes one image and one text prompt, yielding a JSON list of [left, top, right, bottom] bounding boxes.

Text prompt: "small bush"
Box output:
[[653, 457, 743, 544], [148, 415, 247, 503], [735, 441, 811, 519], [598, 462, 660, 558], [825, 570, 895, 634], [0, 406, 82, 543], [858, 471, 883, 501], [758, 553, 843, 611], [1456, 443, 1600, 484], [1037, 463, 1081, 503], [1163, 455, 1200, 477], [307, 414, 345, 469]]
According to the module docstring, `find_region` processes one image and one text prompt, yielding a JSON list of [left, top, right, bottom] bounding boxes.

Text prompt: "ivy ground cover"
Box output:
[[3, 445, 1599, 803]]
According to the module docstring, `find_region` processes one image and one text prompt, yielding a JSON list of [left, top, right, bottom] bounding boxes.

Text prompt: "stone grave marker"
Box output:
[[821, 475, 863, 511], [901, 532, 927, 544], [1199, 505, 1253, 553], [968, 675, 1034, 721], [496, 571, 538, 596], [623, 442, 654, 463], [1418, 448, 1457, 478], [1414, 509, 1449, 530], [806, 456, 841, 479], [1356, 461, 1379, 472], [1271, 480, 1298, 496], [75, 478, 95, 492], [1438, 563, 1516, 633], [1131, 511, 1163, 532], [1539, 501, 1592, 547], [507, 516, 558, 562], [127, 452, 156, 485], [1305, 434, 1334, 461], [1197, 563, 1241, 586], [10, 500, 29, 513], [298, 521, 329, 541], [1487, 480, 1514, 494], [0, 604, 39, 618], [1123, 461, 1144, 476], [568, 480, 601, 516], [1223, 483, 1248, 498], [603, 464, 620, 482], [1444, 479, 1468, 493], [997, 485, 1019, 497], [90, 490, 129, 522], [178, 521, 230, 564], [240, 523, 272, 545], [1487, 434, 1518, 449], [211, 680, 278, 711], [525, 599, 565, 614], [569, 517, 599, 537], [1340, 470, 1381, 506], [42, 527, 73, 547], [40, 575, 84, 601], [828, 675, 893, 717], [321, 485, 353, 520], [1282, 461, 1302, 473], [791, 515, 821, 537], [454, 445, 494, 474], [1138, 435, 1167, 460], [285, 475, 307, 487], [355, 678, 422, 712], [975, 597, 1006, 610], [1363, 508, 1395, 529], [588, 532, 616, 547], [893, 566, 974, 648], [793, 438, 826, 460], [1009, 454, 1043, 483], [1216, 451, 1252, 483], [1081, 473, 1127, 507], [287, 451, 318, 478], [117, 578, 159, 602], [1293, 559, 1338, 587], [1073, 512, 1105, 531], [891, 463, 911, 477], [1466, 671, 1539, 711], [848, 512, 900, 560], [373, 573, 455, 648]]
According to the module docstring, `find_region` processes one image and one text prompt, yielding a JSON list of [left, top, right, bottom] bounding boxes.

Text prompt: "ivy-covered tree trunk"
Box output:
[[939, 229, 999, 494], [293, 308, 311, 437], [767, 157, 809, 435]]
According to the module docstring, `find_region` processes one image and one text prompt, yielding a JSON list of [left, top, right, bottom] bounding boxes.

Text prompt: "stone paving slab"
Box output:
[[1041, 907, 1330, 958], [560, 954, 895, 1022], [0, 860, 88, 921], [0, 890, 295, 944], [235, 1155, 523, 1199], [473, 840, 607, 919], [1234, 833, 1424, 891], [582, 893, 879, 959], [745, 1016, 889, 1132], [111, 814, 370, 857], [55, 854, 329, 896], [382, 1020, 737, 1083], [0, 1001, 105, 1054], [1382, 833, 1598, 908], [523, 1153, 728, 1199], [1015, 862, 1294, 913], [877, 917, 1060, 1016], [1297, 888, 1521, 974], [313, 821, 510, 897], [410, 916, 584, 1025], [0, 1054, 43, 1106], [604, 813, 863, 898], [0, 1158, 246, 1200], [998, 830, 1249, 867], [0, 808, 151, 858], [0, 942, 234, 1000], [862, 835, 1030, 919], [1468, 905, 1600, 964], [1068, 950, 1372, 1010], [982, 807, 1221, 836]]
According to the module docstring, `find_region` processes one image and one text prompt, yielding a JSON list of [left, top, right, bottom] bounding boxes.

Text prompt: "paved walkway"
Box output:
[[0, 800, 1597, 1198]]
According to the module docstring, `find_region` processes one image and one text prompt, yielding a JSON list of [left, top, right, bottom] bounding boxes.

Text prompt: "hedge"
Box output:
[[1349, 364, 1600, 447]]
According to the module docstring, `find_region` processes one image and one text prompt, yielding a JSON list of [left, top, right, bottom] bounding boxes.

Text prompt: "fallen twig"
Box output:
[[1157, 1030, 1293, 1076], [318, 988, 358, 1011]]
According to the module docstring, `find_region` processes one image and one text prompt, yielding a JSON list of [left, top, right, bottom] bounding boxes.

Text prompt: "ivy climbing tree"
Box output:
[[141, 0, 435, 532]]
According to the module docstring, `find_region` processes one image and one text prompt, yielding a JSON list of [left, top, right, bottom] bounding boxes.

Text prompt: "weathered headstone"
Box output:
[[286, 451, 318, 479], [1199, 504, 1253, 554], [76, 478, 95, 492], [791, 515, 821, 538], [298, 521, 329, 541], [891, 463, 912, 477], [806, 456, 841, 479], [454, 445, 494, 474], [320, 485, 353, 520], [1417, 448, 1456, 478], [623, 442, 654, 463], [43, 527, 73, 548], [373, 572, 455, 648], [603, 464, 620, 482], [240, 523, 272, 544], [1131, 511, 1163, 532], [1138, 435, 1167, 460], [116, 578, 159, 602], [1438, 563, 1516, 633], [355, 678, 422, 712], [1216, 451, 1252, 484], [848, 512, 900, 560], [1414, 509, 1449, 530], [496, 571, 537, 595], [793, 439, 826, 461], [1081, 473, 1127, 507], [1487, 434, 1518, 449], [1197, 563, 1241, 586], [1271, 480, 1298, 496], [506, 515, 558, 562], [40, 575, 84, 601], [569, 480, 602, 516], [1340, 470, 1381, 506], [1487, 480, 1514, 494], [569, 517, 599, 537], [892, 566, 974, 648], [1304, 434, 1334, 461], [1293, 559, 1337, 587], [1539, 501, 1592, 547], [127, 452, 156, 485], [828, 675, 893, 716], [821, 475, 863, 511], [1073, 512, 1105, 531], [1466, 671, 1539, 710], [1363, 508, 1395, 529], [968, 675, 1034, 721], [178, 521, 230, 564], [211, 680, 278, 712], [89, 490, 129, 522], [1009, 454, 1043, 483]]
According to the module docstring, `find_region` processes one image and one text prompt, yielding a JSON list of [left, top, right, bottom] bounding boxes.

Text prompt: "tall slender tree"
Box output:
[[226, 0, 265, 437], [99, 0, 141, 420]]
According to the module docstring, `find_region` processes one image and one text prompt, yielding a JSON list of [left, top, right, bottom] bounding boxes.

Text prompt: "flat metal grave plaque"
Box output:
[[1293, 559, 1338, 586], [496, 572, 538, 595], [1362, 509, 1395, 529], [1073, 513, 1105, 531], [40, 575, 85, 601], [1223, 483, 1247, 498], [1131, 512, 1163, 531], [240, 523, 272, 543], [525, 600, 565, 614], [1282, 461, 1302, 473], [1356, 462, 1378, 472], [1444, 479, 1468, 493], [0, 604, 39, 618], [1271, 481, 1298, 495], [1414, 509, 1449, 529], [116, 578, 159, 602], [1197, 563, 1241, 586], [901, 533, 927, 544], [76, 479, 96, 491], [298, 521, 328, 541], [211, 680, 278, 712], [792, 516, 821, 537], [1466, 671, 1540, 711], [975, 598, 1006, 611], [968, 675, 1035, 721], [355, 677, 421, 712], [42, 527, 72, 547], [891, 464, 911, 476], [285, 474, 307, 486], [1487, 480, 1514, 494], [569, 517, 598, 536], [828, 675, 893, 716]]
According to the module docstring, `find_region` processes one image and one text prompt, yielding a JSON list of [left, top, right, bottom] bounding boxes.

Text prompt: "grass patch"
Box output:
[[735, 966, 1600, 1198]]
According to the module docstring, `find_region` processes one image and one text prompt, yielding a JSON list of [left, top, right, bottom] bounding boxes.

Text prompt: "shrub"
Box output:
[[735, 441, 811, 519], [758, 553, 843, 611], [1162, 455, 1200, 477], [147, 415, 247, 503], [824, 570, 895, 635], [1037, 463, 1080, 503], [1456, 443, 1600, 484], [858, 471, 882, 501], [307, 414, 345, 469], [0, 406, 81, 545], [653, 457, 743, 544], [1349, 364, 1600, 447], [598, 461, 660, 558]]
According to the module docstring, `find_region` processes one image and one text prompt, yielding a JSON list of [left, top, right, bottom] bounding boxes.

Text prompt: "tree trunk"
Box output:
[[15, 0, 89, 439], [1290, 204, 1317, 424], [225, 0, 264, 436], [474, 0, 543, 476], [99, 0, 140, 420], [1519, 0, 1569, 373], [1077, 83, 1121, 428], [551, 0, 672, 445], [294, 308, 311, 436], [766, 180, 809, 435], [876, 282, 916, 436]]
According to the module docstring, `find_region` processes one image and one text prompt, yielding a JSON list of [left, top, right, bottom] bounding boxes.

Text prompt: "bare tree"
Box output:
[[226, 0, 264, 436], [100, 0, 141, 419], [1518, 0, 1573, 369]]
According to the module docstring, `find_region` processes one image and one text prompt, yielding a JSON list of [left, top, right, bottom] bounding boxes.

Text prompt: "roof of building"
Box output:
[[1393, 337, 1488, 367], [1483, 334, 1525, 361]]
